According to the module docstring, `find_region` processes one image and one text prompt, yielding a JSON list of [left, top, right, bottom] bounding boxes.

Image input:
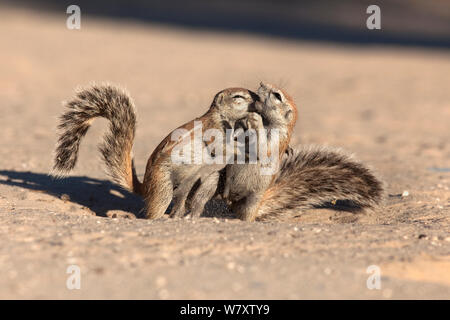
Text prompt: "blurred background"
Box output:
[[6, 0, 450, 47]]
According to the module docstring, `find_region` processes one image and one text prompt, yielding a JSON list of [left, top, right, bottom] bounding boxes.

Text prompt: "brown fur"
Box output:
[[256, 145, 384, 221], [140, 88, 259, 219], [185, 82, 298, 220], [187, 83, 383, 222], [53, 84, 259, 219], [53, 84, 142, 193], [223, 82, 298, 221]]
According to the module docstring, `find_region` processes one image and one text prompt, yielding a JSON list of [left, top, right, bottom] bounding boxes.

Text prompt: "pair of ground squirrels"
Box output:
[[53, 82, 383, 221]]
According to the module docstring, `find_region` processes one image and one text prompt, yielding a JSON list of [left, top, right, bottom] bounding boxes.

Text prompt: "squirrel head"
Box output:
[[256, 82, 298, 132], [211, 88, 259, 122]]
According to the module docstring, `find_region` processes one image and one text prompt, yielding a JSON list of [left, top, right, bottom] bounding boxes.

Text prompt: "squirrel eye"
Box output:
[[232, 95, 246, 100], [272, 91, 282, 102]]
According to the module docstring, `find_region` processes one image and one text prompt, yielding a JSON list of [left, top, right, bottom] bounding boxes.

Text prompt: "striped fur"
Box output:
[[53, 84, 142, 194], [256, 145, 384, 221]]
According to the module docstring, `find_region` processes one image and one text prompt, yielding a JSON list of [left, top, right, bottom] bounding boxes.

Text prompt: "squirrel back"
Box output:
[[256, 145, 384, 221]]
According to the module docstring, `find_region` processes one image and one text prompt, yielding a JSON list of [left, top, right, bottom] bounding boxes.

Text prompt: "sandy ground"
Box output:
[[0, 7, 449, 299]]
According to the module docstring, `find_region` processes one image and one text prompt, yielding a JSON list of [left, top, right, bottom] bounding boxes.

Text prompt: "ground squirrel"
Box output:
[[219, 82, 297, 221], [187, 83, 383, 221], [53, 83, 383, 221], [53, 84, 259, 219], [181, 82, 297, 220]]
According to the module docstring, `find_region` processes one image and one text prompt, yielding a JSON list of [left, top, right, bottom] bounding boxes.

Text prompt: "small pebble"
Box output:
[[156, 276, 167, 288], [60, 194, 70, 202], [237, 265, 245, 273], [227, 262, 236, 270], [401, 191, 409, 197]]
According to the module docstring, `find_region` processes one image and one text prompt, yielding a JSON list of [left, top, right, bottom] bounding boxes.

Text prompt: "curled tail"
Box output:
[[257, 146, 383, 221], [53, 84, 143, 194]]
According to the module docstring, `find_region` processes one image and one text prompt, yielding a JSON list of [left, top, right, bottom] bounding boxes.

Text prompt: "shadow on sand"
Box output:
[[0, 170, 145, 218], [0, 170, 361, 220]]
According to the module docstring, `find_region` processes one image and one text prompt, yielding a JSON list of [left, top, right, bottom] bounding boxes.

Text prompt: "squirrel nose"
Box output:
[[252, 101, 263, 112]]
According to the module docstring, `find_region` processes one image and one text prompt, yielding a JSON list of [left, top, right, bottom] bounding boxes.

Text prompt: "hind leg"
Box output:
[[173, 165, 223, 218], [188, 171, 220, 218], [143, 167, 173, 219], [170, 175, 200, 218]]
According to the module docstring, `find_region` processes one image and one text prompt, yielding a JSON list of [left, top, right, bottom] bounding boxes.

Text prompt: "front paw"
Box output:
[[247, 112, 264, 130], [223, 183, 230, 200]]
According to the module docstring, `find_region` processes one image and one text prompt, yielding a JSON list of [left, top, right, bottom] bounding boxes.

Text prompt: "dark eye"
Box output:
[[272, 92, 282, 102], [232, 95, 246, 99]]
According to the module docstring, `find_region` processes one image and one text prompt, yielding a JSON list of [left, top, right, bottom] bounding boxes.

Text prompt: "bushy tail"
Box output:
[[257, 146, 383, 221], [53, 84, 142, 194]]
